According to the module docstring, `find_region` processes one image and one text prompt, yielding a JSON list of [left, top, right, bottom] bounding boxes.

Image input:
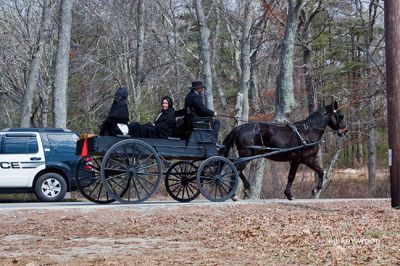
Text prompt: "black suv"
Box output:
[[0, 128, 80, 202]]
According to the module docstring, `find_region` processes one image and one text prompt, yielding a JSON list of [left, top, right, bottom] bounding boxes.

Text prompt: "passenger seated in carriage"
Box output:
[[184, 81, 220, 140], [99, 87, 130, 136], [135, 96, 176, 139]]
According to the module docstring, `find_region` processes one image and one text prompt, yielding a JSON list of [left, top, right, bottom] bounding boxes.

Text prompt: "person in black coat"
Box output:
[[140, 96, 176, 139], [184, 81, 220, 139], [100, 87, 129, 136]]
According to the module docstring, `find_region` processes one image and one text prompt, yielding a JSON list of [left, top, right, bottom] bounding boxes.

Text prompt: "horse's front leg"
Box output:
[[303, 156, 324, 197], [284, 161, 299, 200]]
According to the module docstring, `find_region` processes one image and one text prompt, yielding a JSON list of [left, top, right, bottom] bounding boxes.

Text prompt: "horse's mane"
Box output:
[[300, 105, 330, 125]]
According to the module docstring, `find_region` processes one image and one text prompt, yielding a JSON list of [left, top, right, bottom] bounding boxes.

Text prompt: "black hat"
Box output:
[[190, 81, 204, 89]]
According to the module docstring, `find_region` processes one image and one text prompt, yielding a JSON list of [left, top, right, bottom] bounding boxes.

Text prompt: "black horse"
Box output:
[[220, 101, 347, 200]]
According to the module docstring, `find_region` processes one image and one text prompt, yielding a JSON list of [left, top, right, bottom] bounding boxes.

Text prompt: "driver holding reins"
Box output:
[[184, 81, 220, 140]]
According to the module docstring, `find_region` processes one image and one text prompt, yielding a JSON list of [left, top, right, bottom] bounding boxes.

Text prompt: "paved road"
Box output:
[[0, 198, 389, 211]]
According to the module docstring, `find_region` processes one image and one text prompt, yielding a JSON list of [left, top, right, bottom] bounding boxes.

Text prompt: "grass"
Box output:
[[260, 163, 390, 199]]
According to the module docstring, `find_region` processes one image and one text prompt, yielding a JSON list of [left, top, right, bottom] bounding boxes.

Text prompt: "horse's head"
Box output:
[[326, 101, 348, 137]]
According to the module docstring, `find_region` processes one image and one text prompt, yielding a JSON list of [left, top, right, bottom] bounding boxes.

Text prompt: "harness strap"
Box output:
[[252, 122, 265, 148], [287, 123, 307, 145]]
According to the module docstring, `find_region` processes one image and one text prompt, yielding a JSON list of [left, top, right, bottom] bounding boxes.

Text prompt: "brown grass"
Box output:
[[259, 162, 390, 199]]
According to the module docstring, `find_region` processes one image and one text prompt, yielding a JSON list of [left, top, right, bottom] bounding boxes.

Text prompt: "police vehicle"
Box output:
[[0, 128, 80, 202]]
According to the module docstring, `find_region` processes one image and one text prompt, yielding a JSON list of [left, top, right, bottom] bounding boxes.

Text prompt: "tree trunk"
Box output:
[[194, 0, 214, 110], [249, 158, 265, 199], [356, 119, 364, 167], [274, 0, 302, 122], [235, 0, 254, 124], [367, 91, 377, 192], [299, 1, 322, 191], [225, 22, 241, 79], [365, 0, 378, 194], [249, 17, 266, 113], [210, 6, 226, 109], [314, 136, 346, 199], [53, 0, 73, 128], [20, 0, 52, 127], [299, 1, 322, 114], [134, 0, 145, 106]]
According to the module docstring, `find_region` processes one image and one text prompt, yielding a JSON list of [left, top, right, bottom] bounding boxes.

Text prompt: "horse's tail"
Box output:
[[220, 126, 238, 157]]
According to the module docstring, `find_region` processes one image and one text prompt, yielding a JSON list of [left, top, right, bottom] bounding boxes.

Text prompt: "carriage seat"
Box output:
[[174, 108, 212, 140]]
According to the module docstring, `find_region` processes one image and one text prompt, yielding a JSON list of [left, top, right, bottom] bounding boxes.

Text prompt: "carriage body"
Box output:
[[76, 127, 218, 160], [75, 124, 238, 204]]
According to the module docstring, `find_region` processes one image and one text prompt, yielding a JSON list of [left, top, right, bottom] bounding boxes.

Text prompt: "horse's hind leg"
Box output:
[[284, 161, 299, 200], [303, 156, 324, 197]]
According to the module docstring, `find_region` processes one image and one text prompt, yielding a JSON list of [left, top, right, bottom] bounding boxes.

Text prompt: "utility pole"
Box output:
[[384, 0, 400, 209]]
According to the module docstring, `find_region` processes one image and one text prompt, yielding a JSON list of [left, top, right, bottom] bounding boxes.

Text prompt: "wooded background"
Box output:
[[0, 0, 387, 196]]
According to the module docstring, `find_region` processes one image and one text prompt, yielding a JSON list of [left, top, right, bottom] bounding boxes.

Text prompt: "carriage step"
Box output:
[[197, 140, 213, 144]]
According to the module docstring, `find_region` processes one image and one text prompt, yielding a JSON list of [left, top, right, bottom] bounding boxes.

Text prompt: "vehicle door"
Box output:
[[0, 132, 45, 187]]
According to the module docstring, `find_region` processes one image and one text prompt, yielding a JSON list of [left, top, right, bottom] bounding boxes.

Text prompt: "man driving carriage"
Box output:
[[184, 81, 220, 140]]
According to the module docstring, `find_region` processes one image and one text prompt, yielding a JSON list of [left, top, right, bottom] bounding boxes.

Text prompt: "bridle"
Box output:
[[328, 108, 348, 136]]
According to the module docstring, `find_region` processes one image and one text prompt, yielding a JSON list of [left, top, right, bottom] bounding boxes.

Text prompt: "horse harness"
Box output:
[[287, 123, 309, 145]]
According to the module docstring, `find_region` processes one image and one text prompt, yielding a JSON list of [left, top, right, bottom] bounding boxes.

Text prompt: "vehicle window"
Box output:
[[47, 134, 78, 154], [0, 135, 39, 154]]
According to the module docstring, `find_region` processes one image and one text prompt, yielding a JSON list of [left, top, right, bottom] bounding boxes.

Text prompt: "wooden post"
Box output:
[[384, 0, 400, 208]]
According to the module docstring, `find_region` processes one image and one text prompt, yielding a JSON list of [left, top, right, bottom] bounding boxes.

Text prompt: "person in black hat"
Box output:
[[138, 96, 176, 139], [184, 81, 220, 139]]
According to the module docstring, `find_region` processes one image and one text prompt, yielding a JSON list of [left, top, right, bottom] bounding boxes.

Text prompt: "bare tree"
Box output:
[[362, 0, 379, 193], [53, 0, 73, 128], [134, 0, 145, 111], [20, 0, 52, 127], [299, 0, 322, 114], [274, 0, 305, 122], [235, 0, 255, 123], [194, 0, 214, 109], [210, 2, 227, 109]]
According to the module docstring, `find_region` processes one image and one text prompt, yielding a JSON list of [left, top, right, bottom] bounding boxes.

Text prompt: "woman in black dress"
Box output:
[[100, 87, 129, 136], [132, 96, 176, 139]]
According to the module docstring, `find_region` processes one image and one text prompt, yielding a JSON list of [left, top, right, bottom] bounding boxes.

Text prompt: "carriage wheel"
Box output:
[[196, 156, 238, 202], [75, 156, 115, 204], [101, 139, 162, 204], [165, 161, 200, 202]]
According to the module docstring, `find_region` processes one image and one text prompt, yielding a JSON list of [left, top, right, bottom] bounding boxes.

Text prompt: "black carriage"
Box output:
[[75, 120, 239, 204]]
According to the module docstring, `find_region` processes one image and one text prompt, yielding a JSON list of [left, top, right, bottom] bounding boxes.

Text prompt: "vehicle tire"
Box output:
[[196, 156, 238, 202], [75, 156, 115, 204], [34, 173, 67, 202], [165, 161, 200, 202], [101, 139, 162, 204]]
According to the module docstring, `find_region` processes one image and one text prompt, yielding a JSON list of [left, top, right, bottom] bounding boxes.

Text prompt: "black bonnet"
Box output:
[[162, 96, 173, 108]]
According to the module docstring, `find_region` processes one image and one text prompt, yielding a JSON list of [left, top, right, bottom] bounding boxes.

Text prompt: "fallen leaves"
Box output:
[[0, 200, 398, 265]]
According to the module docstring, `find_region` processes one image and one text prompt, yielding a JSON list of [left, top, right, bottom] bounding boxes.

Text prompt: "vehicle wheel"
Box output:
[[196, 156, 238, 202], [101, 139, 162, 204], [75, 156, 115, 204], [165, 161, 200, 202], [34, 172, 67, 202]]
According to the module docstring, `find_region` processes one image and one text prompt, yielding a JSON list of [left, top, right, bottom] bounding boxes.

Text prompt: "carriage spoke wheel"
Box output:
[[101, 139, 162, 204], [196, 156, 238, 202], [165, 161, 200, 202], [75, 156, 115, 204]]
